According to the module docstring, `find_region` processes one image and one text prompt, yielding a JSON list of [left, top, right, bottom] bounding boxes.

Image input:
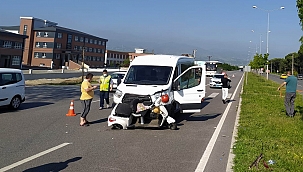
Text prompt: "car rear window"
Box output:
[[0, 73, 22, 86]]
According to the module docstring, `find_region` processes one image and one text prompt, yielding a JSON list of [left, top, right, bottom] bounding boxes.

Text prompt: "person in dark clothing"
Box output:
[[221, 73, 231, 104], [278, 71, 298, 117]]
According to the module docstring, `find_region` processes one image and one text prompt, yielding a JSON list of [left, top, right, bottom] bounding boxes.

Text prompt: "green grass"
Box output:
[[233, 73, 303, 172]]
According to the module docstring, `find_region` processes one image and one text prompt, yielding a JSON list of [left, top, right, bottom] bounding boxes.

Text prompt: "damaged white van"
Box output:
[[109, 55, 206, 129]]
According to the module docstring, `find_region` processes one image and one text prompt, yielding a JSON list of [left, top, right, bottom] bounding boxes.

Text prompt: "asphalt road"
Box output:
[[261, 73, 303, 95], [0, 71, 244, 172]]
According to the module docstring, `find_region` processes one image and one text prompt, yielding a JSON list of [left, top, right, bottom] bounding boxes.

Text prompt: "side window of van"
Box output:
[[177, 68, 201, 90], [0, 73, 22, 86]]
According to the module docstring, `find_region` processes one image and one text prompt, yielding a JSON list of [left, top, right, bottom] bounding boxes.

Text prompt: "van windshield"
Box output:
[[124, 65, 173, 85]]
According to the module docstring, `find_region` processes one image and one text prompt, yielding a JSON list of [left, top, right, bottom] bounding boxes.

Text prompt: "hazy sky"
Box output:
[[0, 0, 301, 62]]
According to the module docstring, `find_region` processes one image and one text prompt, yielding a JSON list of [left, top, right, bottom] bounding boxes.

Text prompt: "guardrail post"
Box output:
[[29, 69, 32, 74]]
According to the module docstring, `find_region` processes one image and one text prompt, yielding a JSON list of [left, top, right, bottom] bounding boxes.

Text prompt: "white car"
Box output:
[[209, 74, 230, 88], [0, 68, 25, 109], [111, 72, 126, 89], [209, 74, 224, 88]]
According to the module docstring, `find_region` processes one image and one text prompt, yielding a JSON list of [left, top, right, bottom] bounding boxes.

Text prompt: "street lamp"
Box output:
[[253, 5, 285, 55], [251, 30, 263, 54]]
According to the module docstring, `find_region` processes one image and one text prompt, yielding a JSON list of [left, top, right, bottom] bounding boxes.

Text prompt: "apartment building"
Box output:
[[0, 30, 28, 69], [105, 50, 129, 67], [1, 17, 108, 69]]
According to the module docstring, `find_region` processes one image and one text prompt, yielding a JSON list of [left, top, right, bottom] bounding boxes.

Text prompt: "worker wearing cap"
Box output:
[[99, 69, 113, 110]]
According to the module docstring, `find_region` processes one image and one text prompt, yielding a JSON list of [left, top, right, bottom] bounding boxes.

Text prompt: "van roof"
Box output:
[[130, 55, 194, 66], [0, 68, 22, 73]]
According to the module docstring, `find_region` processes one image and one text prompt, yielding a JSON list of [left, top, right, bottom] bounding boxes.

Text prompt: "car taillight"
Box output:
[[108, 117, 116, 122]]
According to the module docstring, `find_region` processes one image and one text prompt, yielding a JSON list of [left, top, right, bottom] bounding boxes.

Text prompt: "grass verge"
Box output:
[[233, 72, 303, 171]]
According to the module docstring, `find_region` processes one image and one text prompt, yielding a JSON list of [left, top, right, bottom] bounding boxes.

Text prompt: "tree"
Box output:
[[121, 58, 130, 67]]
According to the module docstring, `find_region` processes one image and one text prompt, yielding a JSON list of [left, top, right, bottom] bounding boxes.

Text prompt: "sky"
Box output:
[[0, 0, 301, 65]]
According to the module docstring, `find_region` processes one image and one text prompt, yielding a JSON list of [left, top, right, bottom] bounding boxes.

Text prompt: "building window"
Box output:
[[79, 46, 82, 50], [80, 37, 84, 42], [14, 42, 22, 49], [102, 41, 105, 46], [43, 42, 47, 48], [74, 46, 78, 50], [35, 53, 39, 58], [85, 38, 88, 43], [93, 48, 96, 53], [42, 53, 46, 58], [44, 32, 48, 37], [3, 41, 12, 48], [57, 33, 62, 38], [23, 25, 27, 35], [75, 36, 78, 41], [93, 56, 96, 61], [79, 55, 82, 60], [36, 42, 40, 48], [89, 39, 93, 44], [101, 49, 104, 54], [12, 56, 21, 65], [98, 40, 101, 45], [37, 32, 41, 37], [57, 43, 61, 49], [89, 48, 92, 52], [94, 40, 97, 44], [56, 54, 61, 59], [97, 49, 100, 53]]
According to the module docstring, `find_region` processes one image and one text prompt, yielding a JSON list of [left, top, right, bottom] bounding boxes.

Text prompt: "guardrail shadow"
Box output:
[[23, 157, 82, 172]]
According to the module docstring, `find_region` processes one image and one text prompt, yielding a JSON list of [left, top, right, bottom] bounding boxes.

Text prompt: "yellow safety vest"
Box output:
[[99, 75, 111, 91]]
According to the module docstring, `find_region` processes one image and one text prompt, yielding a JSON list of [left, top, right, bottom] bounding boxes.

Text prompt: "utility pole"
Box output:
[[292, 53, 294, 75], [81, 46, 85, 81], [207, 55, 212, 62], [193, 49, 197, 59]]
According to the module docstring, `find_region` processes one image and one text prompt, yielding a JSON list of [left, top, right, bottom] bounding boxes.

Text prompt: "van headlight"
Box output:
[[153, 91, 169, 101], [114, 89, 123, 98]]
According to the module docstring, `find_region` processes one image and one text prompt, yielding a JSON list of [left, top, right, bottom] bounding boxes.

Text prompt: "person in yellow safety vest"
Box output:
[[99, 69, 113, 110]]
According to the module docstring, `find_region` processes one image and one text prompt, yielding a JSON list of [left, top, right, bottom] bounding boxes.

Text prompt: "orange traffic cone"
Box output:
[[66, 100, 76, 116]]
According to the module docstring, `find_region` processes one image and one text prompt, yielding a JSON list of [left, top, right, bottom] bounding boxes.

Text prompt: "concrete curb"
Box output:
[[226, 74, 244, 172]]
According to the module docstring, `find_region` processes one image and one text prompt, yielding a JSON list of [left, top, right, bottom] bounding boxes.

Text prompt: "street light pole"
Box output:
[[266, 12, 269, 54], [253, 5, 285, 55]]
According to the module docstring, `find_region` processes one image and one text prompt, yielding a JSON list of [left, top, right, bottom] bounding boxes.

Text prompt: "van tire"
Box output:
[[10, 96, 21, 110]]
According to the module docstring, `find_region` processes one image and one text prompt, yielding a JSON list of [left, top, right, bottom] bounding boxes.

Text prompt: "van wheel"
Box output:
[[10, 96, 21, 109]]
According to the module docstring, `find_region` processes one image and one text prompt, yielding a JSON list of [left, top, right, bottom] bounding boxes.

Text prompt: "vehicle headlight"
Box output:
[[114, 89, 123, 98], [153, 91, 170, 102]]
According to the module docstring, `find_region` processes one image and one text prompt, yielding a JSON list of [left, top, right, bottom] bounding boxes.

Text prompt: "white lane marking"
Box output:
[[208, 93, 219, 98], [0, 143, 71, 172], [226, 80, 243, 171], [227, 93, 232, 99], [194, 73, 244, 172]]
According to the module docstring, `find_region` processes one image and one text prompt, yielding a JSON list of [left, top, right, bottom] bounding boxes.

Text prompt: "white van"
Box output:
[[0, 68, 25, 109], [113, 55, 206, 114]]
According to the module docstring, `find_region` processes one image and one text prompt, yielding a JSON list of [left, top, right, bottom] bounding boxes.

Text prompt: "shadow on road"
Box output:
[[89, 117, 108, 124], [177, 113, 221, 123], [0, 102, 53, 114], [23, 157, 82, 172]]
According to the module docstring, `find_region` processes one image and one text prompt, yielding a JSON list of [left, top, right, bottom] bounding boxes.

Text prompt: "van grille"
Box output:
[[122, 94, 152, 106]]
